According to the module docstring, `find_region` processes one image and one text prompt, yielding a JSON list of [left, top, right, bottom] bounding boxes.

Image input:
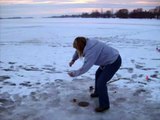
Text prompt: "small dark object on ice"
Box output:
[[89, 86, 94, 92], [150, 74, 158, 78], [78, 101, 89, 107], [156, 47, 160, 52], [72, 98, 77, 103], [113, 91, 117, 93]]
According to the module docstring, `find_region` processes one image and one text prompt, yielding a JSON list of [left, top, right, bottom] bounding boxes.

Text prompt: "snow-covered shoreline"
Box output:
[[0, 18, 160, 120]]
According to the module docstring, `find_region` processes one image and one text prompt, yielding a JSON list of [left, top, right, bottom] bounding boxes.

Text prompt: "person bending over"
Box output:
[[68, 37, 122, 112]]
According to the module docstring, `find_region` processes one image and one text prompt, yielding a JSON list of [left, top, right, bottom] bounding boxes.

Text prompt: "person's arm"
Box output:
[[70, 51, 98, 77], [72, 51, 79, 61], [69, 51, 79, 67]]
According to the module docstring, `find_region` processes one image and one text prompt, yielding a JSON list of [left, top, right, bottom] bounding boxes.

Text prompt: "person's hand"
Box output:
[[68, 72, 75, 77], [69, 60, 75, 67]]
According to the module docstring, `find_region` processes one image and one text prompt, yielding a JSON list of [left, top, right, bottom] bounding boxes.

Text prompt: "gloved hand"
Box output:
[[69, 60, 75, 67], [68, 72, 75, 77]]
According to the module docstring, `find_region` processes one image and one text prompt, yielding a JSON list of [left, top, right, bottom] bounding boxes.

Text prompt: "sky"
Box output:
[[0, 0, 160, 17]]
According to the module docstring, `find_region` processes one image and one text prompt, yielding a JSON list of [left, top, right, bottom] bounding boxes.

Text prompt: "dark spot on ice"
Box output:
[[3, 81, 16, 86], [131, 59, 135, 63], [133, 89, 146, 96], [137, 81, 147, 85], [78, 101, 89, 107], [19, 82, 32, 87], [113, 91, 117, 93], [17, 74, 24, 77], [131, 74, 138, 79], [42, 67, 55, 72], [72, 98, 77, 103], [8, 62, 16, 64], [3, 68, 16, 71], [23, 67, 42, 71], [141, 68, 156, 71], [0, 76, 10, 81], [10, 83, 16, 86], [151, 58, 160, 61], [154, 71, 159, 74], [138, 74, 144, 78], [45, 68, 56, 71], [128, 68, 134, 73], [115, 97, 126, 102], [89, 86, 94, 92], [120, 67, 133, 73], [43, 65, 53, 67], [150, 74, 159, 79], [135, 64, 144, 69], [109, 86, 118, 91], [0, 98, 15, 112], [0, 98, 9, 103], [116, 73, 122, 78], [31, 92, 36, 96], [35, 82, 41, 85], [140, 58, 147, 60], [55, 79, 63, 83]]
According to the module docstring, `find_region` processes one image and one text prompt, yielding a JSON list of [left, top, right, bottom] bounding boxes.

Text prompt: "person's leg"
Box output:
[[95, 67, 102, 94], [97, 69, 110, 108], [91, 67, 102, 97], [96, 56, 122, 112]]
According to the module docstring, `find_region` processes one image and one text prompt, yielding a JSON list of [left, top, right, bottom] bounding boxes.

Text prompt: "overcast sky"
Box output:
[[0, 0, 160, 17]]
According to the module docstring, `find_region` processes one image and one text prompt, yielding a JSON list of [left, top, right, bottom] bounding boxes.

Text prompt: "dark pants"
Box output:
[[95, 55, 122, 108]]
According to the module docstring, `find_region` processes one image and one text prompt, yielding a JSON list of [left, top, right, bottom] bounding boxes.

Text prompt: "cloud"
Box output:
[[0, 0, 97, 4], [0, 0, 159, 17], [0, 0, 32, 4], [1, 1, 159, 9]]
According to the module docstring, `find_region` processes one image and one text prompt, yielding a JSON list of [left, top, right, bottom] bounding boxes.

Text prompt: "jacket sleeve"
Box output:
[[72, 51, 79, 61], [72, 50, 99, 77]]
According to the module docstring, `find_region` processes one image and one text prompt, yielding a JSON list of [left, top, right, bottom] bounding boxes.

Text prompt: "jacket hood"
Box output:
[[84, 39, 98, 53]]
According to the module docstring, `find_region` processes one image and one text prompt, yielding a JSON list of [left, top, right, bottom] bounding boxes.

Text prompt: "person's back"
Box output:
[[84, 38, 119, 66]]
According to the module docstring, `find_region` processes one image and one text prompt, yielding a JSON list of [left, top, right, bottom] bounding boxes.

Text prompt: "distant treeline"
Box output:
[[1, 6, 159, 19], [0, 17, 34, 19], [49, 6, 160, 19]]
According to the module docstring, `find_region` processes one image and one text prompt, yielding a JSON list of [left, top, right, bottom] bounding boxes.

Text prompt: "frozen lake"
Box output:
[[0, 18, 160, 120]]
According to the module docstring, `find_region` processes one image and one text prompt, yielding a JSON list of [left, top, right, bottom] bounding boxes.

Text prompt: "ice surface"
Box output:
[[0, 18, 160, 120]]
